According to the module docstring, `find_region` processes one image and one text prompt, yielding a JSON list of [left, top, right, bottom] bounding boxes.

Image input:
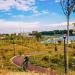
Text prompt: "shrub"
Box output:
[[42, 56, 49, 62], [51, 58, 60, 64], [69, 57, 75, 70]]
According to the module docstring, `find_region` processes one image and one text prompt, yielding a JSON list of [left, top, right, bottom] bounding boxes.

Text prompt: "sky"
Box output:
[[0, 0, 75, 33]]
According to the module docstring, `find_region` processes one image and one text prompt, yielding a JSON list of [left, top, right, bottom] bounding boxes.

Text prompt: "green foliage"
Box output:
[[29, 54, 50, 68], [35, 32, 42, 41], [69, 57, 75, 70], [42, 56, 49, 62], [40, 29, 73, 36]]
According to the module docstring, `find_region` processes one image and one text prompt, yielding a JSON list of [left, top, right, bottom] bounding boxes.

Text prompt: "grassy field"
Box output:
[[0, 34, 75, 74], [0, 69, 47, 75], [0, 69, 75, 75]]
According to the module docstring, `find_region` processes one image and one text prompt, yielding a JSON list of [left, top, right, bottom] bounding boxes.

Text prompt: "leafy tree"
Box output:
[[35, 32, 42, 41]]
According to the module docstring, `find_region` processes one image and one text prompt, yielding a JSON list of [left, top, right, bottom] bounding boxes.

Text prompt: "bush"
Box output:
[[42, 56, 49, 62], [73, 46, 75, 49], [51, 58, 60, 64], [69, 57, 75, 70]]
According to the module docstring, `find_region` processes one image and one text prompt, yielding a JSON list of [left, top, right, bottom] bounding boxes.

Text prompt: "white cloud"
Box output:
[[0, 0, 50, 16], [0, 0, 51, 16], [55, 0, 60, 3], [48, 21, 74, 30], [38, 21, 74, 31], [0, 19, 74, 33], [0, 0, 15, 11], [39, 0, 46, 1], [32, 9, 49, 16], [0, 20, 39, 29], [31, 6, 41, 16], [41, 10, 49, 14], [12, 15, 26, 18], [0, 19, 40, 33], [0, 0, 36, 12]]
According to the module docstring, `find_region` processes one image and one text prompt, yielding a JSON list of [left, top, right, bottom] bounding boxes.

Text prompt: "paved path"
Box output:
[[28, 64, 58, 75], [11, 55, 58, 75]]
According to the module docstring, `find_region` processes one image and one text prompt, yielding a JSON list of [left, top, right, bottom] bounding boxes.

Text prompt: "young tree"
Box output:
[[35, 32, 42, 41], [60, 0, 75, 73], [60, 0, 75, 44]]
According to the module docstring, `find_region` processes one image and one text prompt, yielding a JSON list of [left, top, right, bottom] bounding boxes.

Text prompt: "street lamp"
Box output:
[[63, 35, 67, 73], [60, 0, 75, 44]]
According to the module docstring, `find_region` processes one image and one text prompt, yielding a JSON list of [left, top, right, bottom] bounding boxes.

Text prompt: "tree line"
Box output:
[[40, 29, 74, 36]]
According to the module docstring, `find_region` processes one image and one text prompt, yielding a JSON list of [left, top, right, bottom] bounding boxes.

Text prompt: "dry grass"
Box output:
[[0, 38, 75, 75], [0, 70, 47, 75], [0, 70, 75, 75]]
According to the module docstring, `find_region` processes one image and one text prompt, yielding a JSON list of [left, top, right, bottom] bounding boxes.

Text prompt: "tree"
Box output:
[[60, 0, 75, 44], [60, 0, 75, 73], [35, 32, 42, 41]]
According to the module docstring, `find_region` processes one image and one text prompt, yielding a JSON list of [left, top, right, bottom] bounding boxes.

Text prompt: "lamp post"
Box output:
[[60, 0, 75, 44], [63, 36, 67, 73]]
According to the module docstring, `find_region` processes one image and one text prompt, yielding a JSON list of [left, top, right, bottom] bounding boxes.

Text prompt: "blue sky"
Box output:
[[0, 0, 75, 33]]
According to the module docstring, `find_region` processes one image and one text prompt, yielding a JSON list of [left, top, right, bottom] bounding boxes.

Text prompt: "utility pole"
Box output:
[[60, 0, 75, 73]]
